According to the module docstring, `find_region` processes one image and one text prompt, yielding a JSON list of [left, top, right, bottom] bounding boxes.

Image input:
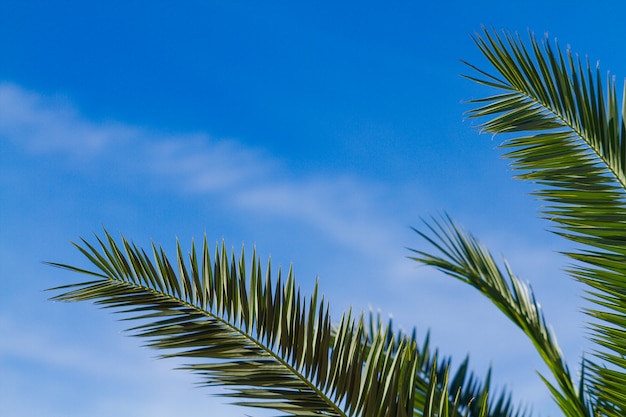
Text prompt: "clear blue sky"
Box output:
[[1, 1, 625, 416]]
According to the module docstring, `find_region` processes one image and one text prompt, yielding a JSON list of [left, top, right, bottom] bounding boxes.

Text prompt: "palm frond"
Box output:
[[49, 230, 517, 416], [425, 354, 528, 417], [410, 216, 590, 417], [49, 231, 419, 417], [464, 28, 626, 415], [364, 312, 528, 417]]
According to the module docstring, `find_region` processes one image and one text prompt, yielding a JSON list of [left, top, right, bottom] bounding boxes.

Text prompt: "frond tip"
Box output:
[[48, 230, 421, 417]]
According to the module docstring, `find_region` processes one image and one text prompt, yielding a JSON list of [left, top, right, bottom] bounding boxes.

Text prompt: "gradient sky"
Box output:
[[2, 1, 625, 416]]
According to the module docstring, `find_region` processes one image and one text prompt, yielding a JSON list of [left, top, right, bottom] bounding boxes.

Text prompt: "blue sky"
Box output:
[[1, 1, 625, 416]]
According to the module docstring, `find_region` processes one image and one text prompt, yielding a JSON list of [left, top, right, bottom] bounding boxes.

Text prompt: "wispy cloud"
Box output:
[[0, 82, 408, 260], [0, 313, 245, 417], [0, 83, 136, 158], [147, 136, 275, 192]]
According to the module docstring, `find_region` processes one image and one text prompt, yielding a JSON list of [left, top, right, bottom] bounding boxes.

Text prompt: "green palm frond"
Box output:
[[48, 230, 513, 416], [365, 313, 528, 417], [462, 28, 626, 415], [49, 231, 419, 417], [424, 354, 527, 417], [443, 357, 528, 417], [423, 361, 488, 417], [410, 216, 590, 417]]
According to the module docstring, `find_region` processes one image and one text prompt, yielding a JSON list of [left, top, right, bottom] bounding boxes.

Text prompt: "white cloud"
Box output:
[[0, 313, 248, 417], [0, 83, 136, 158], [146, 135, 277, 192], [235, 176, 400, 256], [0, 82, 406, 260]]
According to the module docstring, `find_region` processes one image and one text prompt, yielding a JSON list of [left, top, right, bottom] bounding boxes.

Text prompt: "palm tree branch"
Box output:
[[363, 312, 528, 417], [410, 215, 590, 417], [49, 230, 426, 417], [464, 28, 626, 414], [50, 230, 524, 417]]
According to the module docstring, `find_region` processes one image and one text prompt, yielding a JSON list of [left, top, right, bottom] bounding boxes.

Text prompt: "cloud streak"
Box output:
[[0, 82, 407, 260], [0, 83, 136, 158]]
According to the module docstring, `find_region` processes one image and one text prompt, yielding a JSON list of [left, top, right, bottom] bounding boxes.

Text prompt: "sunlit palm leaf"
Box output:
[[364, 313, 528, 417], [49, 231, 419, 417], [410, 216, 590, 417], [49, 230, 512, 417], [423, 361, 494, 417], [463, 28, 626, 416], [423, 354, 527, 417]]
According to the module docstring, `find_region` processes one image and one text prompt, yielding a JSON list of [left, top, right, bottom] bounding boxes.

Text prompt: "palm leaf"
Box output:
[[48, 230, 515, 417], [462, 28, 626, 416], [425, 354, 528, 417], [364, 312, 528, 417], [49, 231, 419, 417], [410, 216, 590, 417]]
